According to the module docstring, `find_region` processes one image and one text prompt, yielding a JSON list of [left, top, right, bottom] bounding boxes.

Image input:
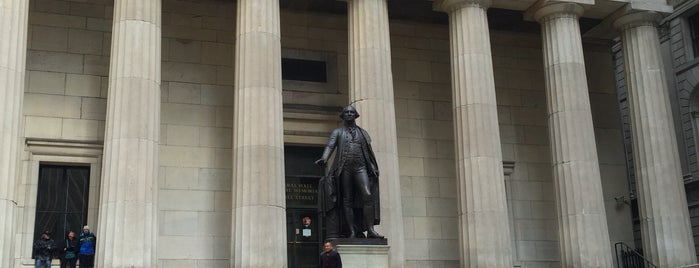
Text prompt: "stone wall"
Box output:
[[390, 21, 458, 268], [666, 12, 698, 178], [17, 0, 112, 267], [660, 6, 699, 259], [156, 1, 236, 267], [25, 0, 111, 141], [14, 0, 632, 267]]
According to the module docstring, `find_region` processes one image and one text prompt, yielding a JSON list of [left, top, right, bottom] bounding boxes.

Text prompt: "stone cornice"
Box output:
[[25, 138, 104, 158], [433, 0, 491, 13]]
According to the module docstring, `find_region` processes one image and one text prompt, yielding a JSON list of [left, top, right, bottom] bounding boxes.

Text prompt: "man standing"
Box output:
[[316, 105, 383, 239], [33, 230, 54, 268], [320, 242, 342, 268], [78, 226, 96, 268]]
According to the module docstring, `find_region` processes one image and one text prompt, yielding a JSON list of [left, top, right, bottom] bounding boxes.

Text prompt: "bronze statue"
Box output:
[[316, 105, 383, 239]]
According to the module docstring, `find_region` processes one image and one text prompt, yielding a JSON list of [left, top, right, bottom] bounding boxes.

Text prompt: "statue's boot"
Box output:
[[364, 206, 384, 239], [344, 206, 357, 238]]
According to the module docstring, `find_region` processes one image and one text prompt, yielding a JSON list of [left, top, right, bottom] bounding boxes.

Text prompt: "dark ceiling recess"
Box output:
[[488, 8, 538, 33], [274, 0, 601, 34], [279, 0, 347, 14]]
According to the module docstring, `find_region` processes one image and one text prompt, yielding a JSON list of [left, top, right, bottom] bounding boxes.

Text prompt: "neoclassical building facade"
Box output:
[[0, 0, 697, 267]]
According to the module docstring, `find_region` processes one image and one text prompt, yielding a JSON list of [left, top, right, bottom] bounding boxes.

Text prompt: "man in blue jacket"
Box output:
[[78, 226, 96, 268]]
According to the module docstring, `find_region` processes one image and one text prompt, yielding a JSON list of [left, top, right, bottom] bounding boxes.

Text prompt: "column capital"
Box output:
[[613, 11, 662, 31], [434, 0, 491, 13], [532, 2, 586, 22]]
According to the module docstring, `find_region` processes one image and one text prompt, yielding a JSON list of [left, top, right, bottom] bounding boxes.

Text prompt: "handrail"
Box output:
[[614, 242, 658, 268]]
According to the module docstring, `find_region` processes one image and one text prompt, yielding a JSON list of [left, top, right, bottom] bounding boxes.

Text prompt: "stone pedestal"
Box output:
[[534, 3, 613, 267], [436, 0, 514, 266], [231, 0, 287, 267], [96, 1, 161, 267], [614, 11, 698, 268], [346, 0, 404, 266], [0, 1, 29, 267], [336, 245, 390, 268]]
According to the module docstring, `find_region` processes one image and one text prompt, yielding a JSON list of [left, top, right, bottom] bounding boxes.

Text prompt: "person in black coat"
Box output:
[[33, 230, 55, 268], [60, 231, 79, 268], [319, 242, 342, 268]]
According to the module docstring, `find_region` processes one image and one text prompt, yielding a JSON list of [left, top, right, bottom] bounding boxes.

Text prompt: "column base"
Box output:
[[336, 244, 390, 268]]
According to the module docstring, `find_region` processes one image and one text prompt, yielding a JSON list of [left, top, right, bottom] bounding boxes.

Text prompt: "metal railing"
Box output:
[[615, 242, 657, 268]]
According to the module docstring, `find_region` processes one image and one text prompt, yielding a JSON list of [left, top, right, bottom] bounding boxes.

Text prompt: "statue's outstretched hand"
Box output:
[[315, 159, 327, 167]]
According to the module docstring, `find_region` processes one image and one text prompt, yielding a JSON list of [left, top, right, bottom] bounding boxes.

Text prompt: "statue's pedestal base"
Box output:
[[335, 239, 389, 268]]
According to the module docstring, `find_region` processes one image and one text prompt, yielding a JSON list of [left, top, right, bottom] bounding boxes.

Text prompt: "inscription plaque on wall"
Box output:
[[285, 177, 318, 207]]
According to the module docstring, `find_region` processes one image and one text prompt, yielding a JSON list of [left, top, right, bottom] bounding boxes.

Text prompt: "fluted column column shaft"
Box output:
[[0, 1, 29, 267], [231, 1, 286, 267], [615, 12, 697, 267], [440, 1, 513, 267], [97, 1, 161, 267], [535, 3, 613, 267], [347, 0, 404, 266]]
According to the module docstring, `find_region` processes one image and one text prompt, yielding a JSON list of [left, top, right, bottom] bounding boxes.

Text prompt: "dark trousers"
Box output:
[[340, 160, 375, 235], [60, 257, 77, 268], [340, 161, 372, 208], [78, 254, 94, 267]]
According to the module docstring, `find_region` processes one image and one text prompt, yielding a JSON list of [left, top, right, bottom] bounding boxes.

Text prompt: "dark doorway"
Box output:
[[285, 146, 324, 268], [33, 165, 90, 257]]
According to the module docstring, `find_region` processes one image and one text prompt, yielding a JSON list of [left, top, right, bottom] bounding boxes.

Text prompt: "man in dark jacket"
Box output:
[[34, 230, 54, 268], [319, 242, 341, 268]]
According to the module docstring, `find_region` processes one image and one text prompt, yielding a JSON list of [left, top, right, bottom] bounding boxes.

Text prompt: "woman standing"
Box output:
[[60, 231, 79, 268]]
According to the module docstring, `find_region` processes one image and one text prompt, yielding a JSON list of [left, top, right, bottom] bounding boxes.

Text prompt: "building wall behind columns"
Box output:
[[17, 1, 111, 266], [389, 22, 631, 267], [19, 0, 236, 267], [584, 42, 637, 252], [24, 0, 111, 143], [157, 0, 235, 267], [390, 21, 457, 268], [279, 11, 349, 108], [489, 31, 634, 267], [657, 8, 699, 259], [490, 31, 560, 267], [19, 0, 633, 267]]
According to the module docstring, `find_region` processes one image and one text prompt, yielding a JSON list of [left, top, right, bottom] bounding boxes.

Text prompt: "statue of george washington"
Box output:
[[316, 105, 383, 239]]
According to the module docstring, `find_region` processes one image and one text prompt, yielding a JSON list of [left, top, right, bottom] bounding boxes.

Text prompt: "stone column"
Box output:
[[231, 0, 286, 267], [533, 3, 613, 267], [346, 0, 404, 266], [0, 1, 29, 267], [614, 11, 698, 267], [437, 0, 513, 266], [97, 0, 161, 267]]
